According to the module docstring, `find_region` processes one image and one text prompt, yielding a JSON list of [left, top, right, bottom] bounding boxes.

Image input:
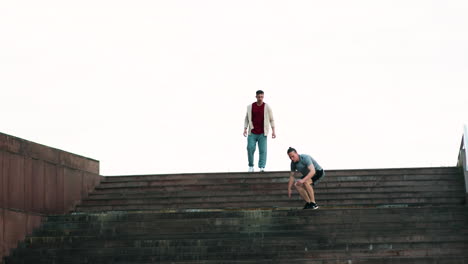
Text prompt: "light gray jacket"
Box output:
[[244, 103, 275, 136]]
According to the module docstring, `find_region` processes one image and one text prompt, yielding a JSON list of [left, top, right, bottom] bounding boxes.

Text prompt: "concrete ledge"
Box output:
[[0, 132, 102, 263], [0, 132, 98, 174]]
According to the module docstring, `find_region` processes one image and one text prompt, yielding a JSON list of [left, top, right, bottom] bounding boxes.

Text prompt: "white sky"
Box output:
[[1, 1, 467, 175]]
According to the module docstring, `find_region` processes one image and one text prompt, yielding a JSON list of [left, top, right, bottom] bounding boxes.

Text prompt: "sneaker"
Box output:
[[303, 202, 309, 210], [259, 168, 265, 172], [248, 167, 254, 172], [308, 202, 319, 210]]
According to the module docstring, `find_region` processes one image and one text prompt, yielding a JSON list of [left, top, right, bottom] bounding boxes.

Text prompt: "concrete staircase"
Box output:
[[4, 167, 468, 263]]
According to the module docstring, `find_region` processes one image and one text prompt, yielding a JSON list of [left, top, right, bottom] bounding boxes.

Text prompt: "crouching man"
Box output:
[[287, 147, 325, 210]]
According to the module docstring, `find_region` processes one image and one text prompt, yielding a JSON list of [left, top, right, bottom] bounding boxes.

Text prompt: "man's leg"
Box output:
[[295, 183, 311, 203], [258, 134, 267, 169], [247, 134, 258, 167], [303, 178, 316, 203]]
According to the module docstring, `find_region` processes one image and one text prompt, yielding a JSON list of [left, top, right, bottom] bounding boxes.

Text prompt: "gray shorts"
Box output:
[[298, 170, 325, 186]]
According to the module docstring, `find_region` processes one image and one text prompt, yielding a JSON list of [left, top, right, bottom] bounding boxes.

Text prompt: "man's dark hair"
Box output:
[[287, 147, 297, 154], [256, 90, 264, 95]]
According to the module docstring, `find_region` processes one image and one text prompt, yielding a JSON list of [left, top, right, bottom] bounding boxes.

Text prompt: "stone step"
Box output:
[[31, 221, 468, 238], [12, 241, 468, 255], [34, 214, 468, 233], [34, 207, 468, 237], [81, 191, 464, 205], [21, 232, 468, 249], [5, 167, 467, 264], [30, 225, 468, 239], [153, 257, 468, 264], [6, 242, 468, 263], [76, 196, 465, 211], [97, 174, 463, 189], [45, 206, 468, 226], [101, 167, 460, 182], [6, 256, 468, 264], [47, 206, 468, 221], [87, 184, 466, 199], [37, 216, 468, 230], [92, 180, 465, 193], [46, 207, 468, 221]]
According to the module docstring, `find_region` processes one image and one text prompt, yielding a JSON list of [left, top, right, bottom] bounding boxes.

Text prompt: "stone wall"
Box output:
[[0, 132, 102, 261]]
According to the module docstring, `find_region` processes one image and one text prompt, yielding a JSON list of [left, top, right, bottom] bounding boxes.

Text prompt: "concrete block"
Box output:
[[44, 163, 58, 214], [1, 210, 41, 261], [0, 133, 21, 154], [1, 153, 9, 210], [23, 158, 33, 212], [82, 172, 101, 198], [0, 132, 99, 174], [7, 154, 25, 210], [31, 159, 45, 212], [0, 152, 4, 207], [59, 152, 99, 174], [3, 210, 26, 256], [22, 142, 59, 165], [56, 167, 65, 213], [0, 208, 4, 259], [63, 168, 83, 212], [26, 214, 42, 236]]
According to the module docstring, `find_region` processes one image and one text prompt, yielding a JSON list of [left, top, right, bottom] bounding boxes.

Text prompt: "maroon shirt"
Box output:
[[251, 102, 265, 134]]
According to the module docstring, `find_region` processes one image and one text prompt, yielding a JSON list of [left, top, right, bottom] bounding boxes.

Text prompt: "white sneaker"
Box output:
[[260, 168, 265, 172], [248, 167, 254, 172]]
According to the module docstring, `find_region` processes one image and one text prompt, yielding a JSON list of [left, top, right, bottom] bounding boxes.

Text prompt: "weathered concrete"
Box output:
[[76, 167, 464, 212], [0, 209, 42, 263], [4, 207, 468, 263], [5, 167, 468, 263], [0, 132, 102, 262]]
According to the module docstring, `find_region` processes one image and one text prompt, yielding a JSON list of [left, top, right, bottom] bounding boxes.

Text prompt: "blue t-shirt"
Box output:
[[291, 154, 323, 177]]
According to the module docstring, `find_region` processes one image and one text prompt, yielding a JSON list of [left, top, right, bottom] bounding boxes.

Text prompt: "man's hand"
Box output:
[[243, 128, 247, 137], [272, 132, 276, 139], [295, 179, 305, 187], [288, 188, 292, 198]]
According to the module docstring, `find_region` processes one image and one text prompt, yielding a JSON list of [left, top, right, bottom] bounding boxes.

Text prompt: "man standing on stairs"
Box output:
[[287, 147, 325, 210], [243, 90, 276, 172]]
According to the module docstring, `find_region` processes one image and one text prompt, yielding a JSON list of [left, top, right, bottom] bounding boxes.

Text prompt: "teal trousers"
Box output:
[[247, 133, 267, 168]]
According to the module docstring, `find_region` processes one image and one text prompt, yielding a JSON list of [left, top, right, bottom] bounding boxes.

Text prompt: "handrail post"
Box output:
[[465, 125, 468, 169], [458, 125, 468, 204]]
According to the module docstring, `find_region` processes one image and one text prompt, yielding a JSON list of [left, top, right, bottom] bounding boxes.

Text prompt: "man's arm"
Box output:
[[268, 105, 276, 138], [288, 171, 295, 198], [298, 164, 316, 184], [243, 108, 249, 137]]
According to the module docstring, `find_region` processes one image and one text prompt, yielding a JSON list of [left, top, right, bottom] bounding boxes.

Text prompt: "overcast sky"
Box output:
[[1, 0, 467, 175]]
